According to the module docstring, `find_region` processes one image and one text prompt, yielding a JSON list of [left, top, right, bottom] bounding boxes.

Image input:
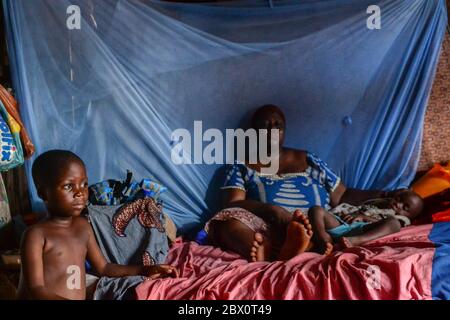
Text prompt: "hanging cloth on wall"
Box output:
[[0, 84, 34, 159], [0, 174, 11, 229], [0, 99, 24, 171]]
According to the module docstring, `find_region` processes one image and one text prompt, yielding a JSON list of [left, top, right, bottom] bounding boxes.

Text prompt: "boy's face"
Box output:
[[390, 190, 423, 219], [41, 161, 89, 218]]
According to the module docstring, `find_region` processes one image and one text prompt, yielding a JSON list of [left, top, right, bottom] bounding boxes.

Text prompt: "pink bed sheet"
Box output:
[[135, 224, 434, 300]]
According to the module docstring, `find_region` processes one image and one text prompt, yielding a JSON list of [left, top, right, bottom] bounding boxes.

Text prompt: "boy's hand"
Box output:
[[143, 264, 179, 279]]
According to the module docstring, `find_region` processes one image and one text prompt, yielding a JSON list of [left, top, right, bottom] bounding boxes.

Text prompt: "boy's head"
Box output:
[[32, 150, 88, 217], [390, 189, 423, 220]]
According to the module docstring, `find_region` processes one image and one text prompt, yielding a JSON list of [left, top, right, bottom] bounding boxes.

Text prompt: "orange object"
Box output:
[[432, 208, 450, 223], [412, 163, 450, 199], [0, 85, 35, 159]]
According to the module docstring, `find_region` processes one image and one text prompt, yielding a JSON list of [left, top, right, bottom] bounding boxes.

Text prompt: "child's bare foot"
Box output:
[[312, 232, 334, 256], [323, 242, 333, 255], [339, 236, 362, 249], [249, 233, 269, 262], [341, 237, 353, 249], [278, 216, 313, 261]]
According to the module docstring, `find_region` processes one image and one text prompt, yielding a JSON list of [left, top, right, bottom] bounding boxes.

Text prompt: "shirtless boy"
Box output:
[[17, 150, 178, 300]]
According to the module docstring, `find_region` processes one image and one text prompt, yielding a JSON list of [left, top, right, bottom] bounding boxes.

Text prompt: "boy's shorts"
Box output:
[[327, 214, 369, 239]]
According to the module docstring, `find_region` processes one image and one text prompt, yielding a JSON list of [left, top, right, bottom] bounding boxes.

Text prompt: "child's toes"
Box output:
[[249, 249, 257, 261], [300, 215, 311, 226], [292, 209, 303, 220], [254, 233, 264, 243], [324, 243, 333, 255], [304, 220, 312, 230]]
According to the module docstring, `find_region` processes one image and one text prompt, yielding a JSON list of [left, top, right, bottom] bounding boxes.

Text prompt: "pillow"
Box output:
[[412, 162, 450, 199]]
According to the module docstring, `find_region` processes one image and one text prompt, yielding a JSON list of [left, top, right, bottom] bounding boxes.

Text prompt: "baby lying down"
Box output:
[[307, 190, 424, 254]]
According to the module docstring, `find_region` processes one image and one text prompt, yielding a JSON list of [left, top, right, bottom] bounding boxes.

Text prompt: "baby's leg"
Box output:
[[308, 206, 341, 255], [208, 219, 271, 262], [340, 217, 402, 248]]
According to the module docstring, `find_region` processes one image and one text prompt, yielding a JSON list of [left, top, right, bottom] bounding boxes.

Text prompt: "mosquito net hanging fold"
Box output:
[[3, 0, 447, 233]]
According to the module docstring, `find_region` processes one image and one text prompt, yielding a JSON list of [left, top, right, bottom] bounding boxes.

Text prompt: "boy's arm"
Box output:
[[331, 183, 386, 207], [85, 221, 178, 278], [20, 228, 67, 300]]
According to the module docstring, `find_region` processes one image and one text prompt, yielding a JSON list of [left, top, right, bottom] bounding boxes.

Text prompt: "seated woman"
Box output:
[[204, 104, 400, 262]]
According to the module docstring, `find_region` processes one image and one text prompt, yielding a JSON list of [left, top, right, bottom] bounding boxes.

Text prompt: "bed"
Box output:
[[134, 222, 450, 300]]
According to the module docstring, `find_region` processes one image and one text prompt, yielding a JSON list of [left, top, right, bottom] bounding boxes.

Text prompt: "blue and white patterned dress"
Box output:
[[221, 152, 340, 212], [197, 152, 341, 244]]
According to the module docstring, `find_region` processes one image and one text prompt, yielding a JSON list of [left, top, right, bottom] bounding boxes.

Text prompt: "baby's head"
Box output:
[[32, 150, 88, 218], [390, 189, 423, 220]]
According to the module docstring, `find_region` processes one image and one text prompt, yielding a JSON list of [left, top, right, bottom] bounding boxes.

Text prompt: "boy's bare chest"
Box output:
[[39, 227, 89, 299], [42, 227, 89, 265]]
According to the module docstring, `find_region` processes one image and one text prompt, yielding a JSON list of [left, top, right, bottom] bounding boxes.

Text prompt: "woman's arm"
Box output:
[[330, 182, 398, 207]]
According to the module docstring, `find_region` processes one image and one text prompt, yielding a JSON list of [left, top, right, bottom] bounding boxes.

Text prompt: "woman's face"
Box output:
[[252, 110, 286, 149]]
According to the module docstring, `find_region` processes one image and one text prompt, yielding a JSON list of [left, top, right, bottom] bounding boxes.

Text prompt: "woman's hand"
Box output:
[[143, 264, 179, 279], [336, 185, 409, 207]]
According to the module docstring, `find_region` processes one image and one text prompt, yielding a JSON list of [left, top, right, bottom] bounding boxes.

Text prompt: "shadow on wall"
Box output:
[[199, 107, 258, 237]]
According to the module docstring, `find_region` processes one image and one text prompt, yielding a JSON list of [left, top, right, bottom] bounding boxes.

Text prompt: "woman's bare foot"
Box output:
[[249, 233, 270, 262], [292, 209, 313, 234], [278, 211, 313, 260]]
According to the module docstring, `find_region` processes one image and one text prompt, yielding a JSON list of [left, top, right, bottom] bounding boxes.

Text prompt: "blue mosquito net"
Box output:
[[3, 0, 448, 234]]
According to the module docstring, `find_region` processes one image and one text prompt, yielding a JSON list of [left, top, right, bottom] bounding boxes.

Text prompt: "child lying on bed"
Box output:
[[17, 150, 178, 300], [308, 190, 424, 253]]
